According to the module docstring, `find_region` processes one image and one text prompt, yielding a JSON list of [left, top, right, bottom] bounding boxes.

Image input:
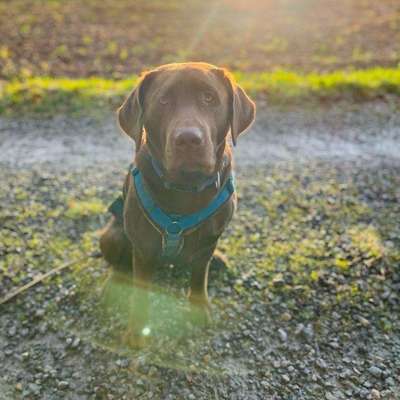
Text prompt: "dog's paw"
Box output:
[[188, 298, 212, 327]]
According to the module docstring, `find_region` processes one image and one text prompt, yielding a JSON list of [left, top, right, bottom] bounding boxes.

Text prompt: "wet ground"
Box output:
[[0, 102, 399, 399]]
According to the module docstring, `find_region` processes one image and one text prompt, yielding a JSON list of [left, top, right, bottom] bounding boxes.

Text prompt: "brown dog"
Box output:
[[100, 62, 255, 343]]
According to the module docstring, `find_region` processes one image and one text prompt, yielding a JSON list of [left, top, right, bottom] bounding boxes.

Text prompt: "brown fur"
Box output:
[[100, 62, 255, 342]]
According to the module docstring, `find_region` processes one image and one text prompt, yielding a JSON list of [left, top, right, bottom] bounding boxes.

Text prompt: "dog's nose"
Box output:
[[175, 127, 203, 147]]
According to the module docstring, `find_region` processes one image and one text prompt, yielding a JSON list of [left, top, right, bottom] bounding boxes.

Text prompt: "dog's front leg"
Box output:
[[124, 249, 155, 347], [188, 248, 215, 325]]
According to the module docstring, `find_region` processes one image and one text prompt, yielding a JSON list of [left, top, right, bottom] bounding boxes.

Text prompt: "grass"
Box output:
[[1, 67, 399, 117]]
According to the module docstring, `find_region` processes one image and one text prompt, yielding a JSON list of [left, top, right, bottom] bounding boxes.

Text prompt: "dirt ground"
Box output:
[[1, 103, 400, 399]]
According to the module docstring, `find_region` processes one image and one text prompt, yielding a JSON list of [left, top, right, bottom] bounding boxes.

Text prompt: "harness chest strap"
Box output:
[[131, 167, 235, 260], [108, 166, 235, 260]]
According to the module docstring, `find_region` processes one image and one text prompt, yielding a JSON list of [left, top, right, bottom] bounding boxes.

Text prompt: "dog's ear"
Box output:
[[213, 68, 256, 146], [117, 70, 157, 151]]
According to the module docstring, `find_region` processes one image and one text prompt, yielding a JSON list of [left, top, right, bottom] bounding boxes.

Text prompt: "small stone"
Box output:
[[295, 323, 305, 336], [21, 352, 30, 361], [357, 316, 370, 327], [329, 341, 339, 349], [272, 360, 281, 368], [370, 389, 381, 400], [385, 377, 395, 386], [368, 366, 382, 378], [35, 309, 45, 318], [281, 312, 292, 321], [72, 337, 80, 348], [116, 359, 129, 368], [272, 276, 285, 287], [15, 383, 22, 391], [8, 326, 16, 337], [38, 323, 48, 334], [21, 328, 29, 337], [303, 324, 314, 339], [278, 328, 288, 342], [58, 381, 69, 390], [28, 383, 40, 395], [281, 374, 290, 383], [316, 358, 328, 370]]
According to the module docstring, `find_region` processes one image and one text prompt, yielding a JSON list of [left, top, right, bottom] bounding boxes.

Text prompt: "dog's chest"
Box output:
[[124, 192, 235, 264]]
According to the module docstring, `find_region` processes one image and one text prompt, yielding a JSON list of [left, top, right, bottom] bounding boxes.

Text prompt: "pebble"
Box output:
[[368, 366, 383, 378], [385, 377, 395, 386], [58, 381, 69, 390], [116, 359, 129, 368], [35, 309, 45, 318], [8, 326, 17, 337], [357, 316, 370, 327], [370, 389, 381, 400], [272, 277, 285, 287], [316, 358, 328, 370], [281, 312, 292, 321], [278, 328, 288, 342], [21, 328, 29, 337], [28, 383, 40, 395], [303, 324, 314, 339]]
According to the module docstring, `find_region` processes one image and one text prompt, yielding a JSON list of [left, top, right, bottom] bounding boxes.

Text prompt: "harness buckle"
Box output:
[[166, 221, 183, 235], [162, 221, 184, 259], [131, 167, 140, 176]]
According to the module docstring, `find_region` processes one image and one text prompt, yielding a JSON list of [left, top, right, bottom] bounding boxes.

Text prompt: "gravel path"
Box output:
[[1, 102, 399, 399], [0, 102, 399, 170]]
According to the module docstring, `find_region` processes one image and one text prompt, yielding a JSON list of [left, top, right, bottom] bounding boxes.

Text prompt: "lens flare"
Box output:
[[142, 326, 151, 336]]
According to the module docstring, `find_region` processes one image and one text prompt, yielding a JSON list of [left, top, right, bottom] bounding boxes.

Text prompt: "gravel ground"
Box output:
[[0, 102, 400, 399], [0, 101, 399, 169]]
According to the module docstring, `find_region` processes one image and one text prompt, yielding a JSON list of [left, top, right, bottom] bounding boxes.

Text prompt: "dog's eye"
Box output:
[[202, 91, 215, 104], [159, 95, 169, 105]]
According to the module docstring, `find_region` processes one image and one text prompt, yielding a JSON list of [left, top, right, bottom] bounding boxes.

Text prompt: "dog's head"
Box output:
[[118, 62, 255, 185]]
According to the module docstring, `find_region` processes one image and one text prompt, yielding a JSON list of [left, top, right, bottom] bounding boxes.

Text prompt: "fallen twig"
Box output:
[[0, 251, 102, 306]]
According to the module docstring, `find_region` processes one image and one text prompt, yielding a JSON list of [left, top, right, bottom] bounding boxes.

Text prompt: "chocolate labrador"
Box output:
[[100, 62, 255, 344]]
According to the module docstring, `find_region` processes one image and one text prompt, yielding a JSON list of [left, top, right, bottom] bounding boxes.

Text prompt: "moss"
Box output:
[[65, 199, 106, 219]]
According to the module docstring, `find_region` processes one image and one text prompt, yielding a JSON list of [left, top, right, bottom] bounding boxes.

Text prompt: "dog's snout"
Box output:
[[175, 127, 203, 147]]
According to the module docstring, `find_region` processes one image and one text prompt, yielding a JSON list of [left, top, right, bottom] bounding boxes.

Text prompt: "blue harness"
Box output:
[[108, 165, 235, 261]]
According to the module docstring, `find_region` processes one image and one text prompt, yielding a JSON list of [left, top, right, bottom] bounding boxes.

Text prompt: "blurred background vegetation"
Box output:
[[0, 0, 400, 115], [1, 0, 400, 77]]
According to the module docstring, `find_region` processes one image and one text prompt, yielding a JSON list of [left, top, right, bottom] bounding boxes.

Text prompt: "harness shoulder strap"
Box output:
[[132, 167, 235, 260]]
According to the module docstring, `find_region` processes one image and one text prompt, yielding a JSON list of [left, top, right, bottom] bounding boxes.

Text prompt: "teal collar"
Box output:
[[131, 166, 235, 261]]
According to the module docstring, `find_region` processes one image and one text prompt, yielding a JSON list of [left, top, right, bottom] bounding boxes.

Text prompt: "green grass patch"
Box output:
[[65, 199, 106, 219], [1, 68, 399, 117]]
